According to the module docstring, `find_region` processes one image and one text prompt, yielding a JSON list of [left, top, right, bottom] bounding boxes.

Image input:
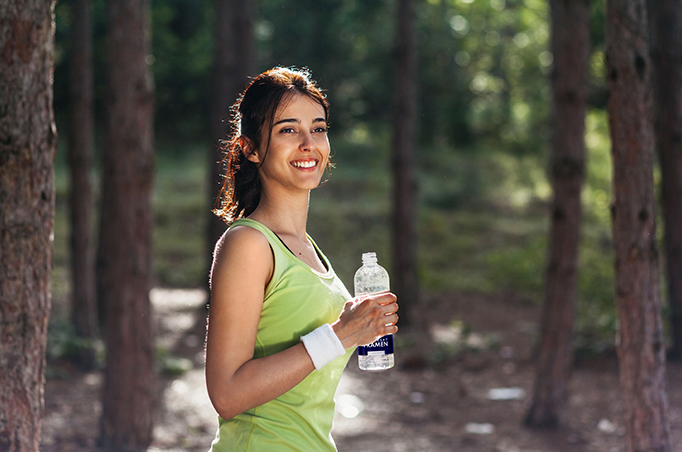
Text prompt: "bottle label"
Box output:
[[358, 334, 394, 355]]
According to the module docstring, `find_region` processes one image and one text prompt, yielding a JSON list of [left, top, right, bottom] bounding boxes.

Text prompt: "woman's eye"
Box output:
[[314, 127, 328, 133], [280, 127, 295, 133]]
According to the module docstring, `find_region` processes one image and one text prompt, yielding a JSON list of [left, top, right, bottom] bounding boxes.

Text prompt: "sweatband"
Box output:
[[301, 323, 346, 370]]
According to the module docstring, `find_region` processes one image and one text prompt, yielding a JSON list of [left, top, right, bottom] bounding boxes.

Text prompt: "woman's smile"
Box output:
[[290, 158, 318, 169]]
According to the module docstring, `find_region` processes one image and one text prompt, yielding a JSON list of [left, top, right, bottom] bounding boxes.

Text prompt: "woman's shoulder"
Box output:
[[215, 223, 271, 261], [210, 223, 274, 288]]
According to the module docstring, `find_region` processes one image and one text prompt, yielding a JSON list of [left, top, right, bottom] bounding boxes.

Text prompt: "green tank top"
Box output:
[[209, 218, 354, 452]]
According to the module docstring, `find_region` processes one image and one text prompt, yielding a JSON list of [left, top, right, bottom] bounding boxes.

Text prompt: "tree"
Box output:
[[0, 0, 57, 450], [391, 0, 418, 321], [524, 0, 590, 428], [97, 0, 155, 448], [648, 0, 682, 361], [207, 0, 255, 266], [606, 0, 672, 450], [68, 0, 97, 370]]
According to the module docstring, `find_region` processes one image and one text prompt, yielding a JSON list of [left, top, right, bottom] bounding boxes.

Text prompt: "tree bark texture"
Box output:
[[0, 1, 57, 450], [97, 0, 155, 449], [68, 0, 97, 370], [391, 0, 418, 322], [525, 0, 590, 429], [648, 0, 682, 362], [606, 0, 672, 450], [207, 0, 254, 265]]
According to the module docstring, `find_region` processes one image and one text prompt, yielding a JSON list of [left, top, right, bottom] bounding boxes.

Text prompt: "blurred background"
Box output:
[[50, 0, 619, 355], [41, 0, 678, 450]]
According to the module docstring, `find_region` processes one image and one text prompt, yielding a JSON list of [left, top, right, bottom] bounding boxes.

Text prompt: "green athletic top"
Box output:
[[209, 218, 354, 452]]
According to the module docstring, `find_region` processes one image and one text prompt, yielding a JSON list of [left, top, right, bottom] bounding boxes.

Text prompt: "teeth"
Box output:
[[292, 160, 317, 168]]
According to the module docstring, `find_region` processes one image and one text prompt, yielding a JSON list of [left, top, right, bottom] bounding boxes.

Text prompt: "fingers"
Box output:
[[370, 291, 397, 306], [362, 293, 398, 328], [334, 292, 399, 349], [358, 292, 397, 310]]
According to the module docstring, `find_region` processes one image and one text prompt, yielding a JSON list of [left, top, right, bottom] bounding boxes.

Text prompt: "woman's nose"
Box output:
[[300, 131, 317, 151]]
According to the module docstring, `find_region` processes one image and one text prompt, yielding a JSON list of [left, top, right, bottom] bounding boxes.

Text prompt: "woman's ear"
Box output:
[[241, 137, 260, 163]]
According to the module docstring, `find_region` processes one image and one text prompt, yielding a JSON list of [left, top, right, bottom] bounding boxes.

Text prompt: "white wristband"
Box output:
[[301, 323, 346, 370]]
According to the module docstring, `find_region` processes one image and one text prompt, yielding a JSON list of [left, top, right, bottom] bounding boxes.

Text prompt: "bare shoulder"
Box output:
[[215, 225, 271, 258], [210, 225, 273, 290]]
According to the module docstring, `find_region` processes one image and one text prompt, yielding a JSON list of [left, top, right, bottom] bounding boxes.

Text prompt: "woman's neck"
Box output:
[[248, 189, 311, 240]]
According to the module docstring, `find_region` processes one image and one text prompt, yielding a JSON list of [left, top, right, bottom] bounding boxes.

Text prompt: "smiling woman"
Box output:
[[213, 67, 332, 223], [205, 67, 399, 452]]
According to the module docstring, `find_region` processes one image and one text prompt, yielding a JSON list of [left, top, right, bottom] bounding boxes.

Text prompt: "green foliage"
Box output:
[[151, 0, 213, 141], [153, 147, 210, 287], [573, 109, 617, 354], [485, 235, 547, 297], [575, 229, 616, 356], [430, 0, 552, 154]]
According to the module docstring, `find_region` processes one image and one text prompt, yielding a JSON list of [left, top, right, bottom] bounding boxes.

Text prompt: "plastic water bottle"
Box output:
[[354, 252, 395, 371]]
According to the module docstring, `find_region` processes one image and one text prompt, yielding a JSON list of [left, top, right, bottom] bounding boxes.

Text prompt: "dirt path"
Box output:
[[41, 289, 682, 451]]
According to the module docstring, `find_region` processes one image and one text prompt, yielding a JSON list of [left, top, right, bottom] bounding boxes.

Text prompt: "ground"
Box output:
[[40, 289, 682, 452]]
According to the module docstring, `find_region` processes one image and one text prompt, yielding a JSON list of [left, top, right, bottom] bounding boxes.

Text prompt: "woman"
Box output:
[[205, 66, 399, 451]]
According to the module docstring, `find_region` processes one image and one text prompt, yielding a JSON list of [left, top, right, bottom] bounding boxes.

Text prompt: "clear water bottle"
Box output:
[[354, 252, 395, 371]]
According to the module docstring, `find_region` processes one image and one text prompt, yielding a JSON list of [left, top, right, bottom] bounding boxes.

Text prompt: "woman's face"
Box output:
[[247, 93, 330, 194]]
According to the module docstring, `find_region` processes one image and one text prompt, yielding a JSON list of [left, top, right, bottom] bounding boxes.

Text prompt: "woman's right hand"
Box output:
[[331, 292, 399, 350]]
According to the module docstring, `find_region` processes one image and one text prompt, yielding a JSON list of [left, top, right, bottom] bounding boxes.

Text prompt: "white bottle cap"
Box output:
[[362, 252, 377, 265]]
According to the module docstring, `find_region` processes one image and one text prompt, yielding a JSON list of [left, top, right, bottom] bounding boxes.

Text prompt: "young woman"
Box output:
[[205, 67, 399, 451]]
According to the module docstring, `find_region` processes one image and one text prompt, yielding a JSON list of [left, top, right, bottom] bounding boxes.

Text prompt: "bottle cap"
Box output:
[[362, 252, 378, 265]]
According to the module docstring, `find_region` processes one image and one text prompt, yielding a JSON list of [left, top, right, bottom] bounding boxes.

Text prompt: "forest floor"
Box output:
[[40, 288, 682, 452]]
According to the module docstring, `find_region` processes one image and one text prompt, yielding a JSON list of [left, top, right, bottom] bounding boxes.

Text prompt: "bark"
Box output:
[[606, 0, 672, 450], [525, 0, 590, 428], [0, 1, 57, 450], [648, 0, 682, 362], [391, 0, 418, 323], [97, 0, 155, 449], [207, 0, 254, 265], [68, 0, 97, 371]]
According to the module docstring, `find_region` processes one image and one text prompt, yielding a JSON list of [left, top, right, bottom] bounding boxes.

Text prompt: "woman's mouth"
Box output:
[[291, 159, 318, 169]]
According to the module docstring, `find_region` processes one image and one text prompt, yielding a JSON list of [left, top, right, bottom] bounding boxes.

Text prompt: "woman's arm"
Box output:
[[205, 226, 398, 420]]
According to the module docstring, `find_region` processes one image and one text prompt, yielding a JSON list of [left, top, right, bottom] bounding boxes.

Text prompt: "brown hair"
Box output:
[[213, 67, 330, 224]]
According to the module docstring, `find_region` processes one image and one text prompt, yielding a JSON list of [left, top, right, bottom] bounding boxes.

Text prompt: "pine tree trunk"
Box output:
[[391, 0, 418, 322], [207, 0, 254, 261], [525, 0, 590, 428], [68, 0, 97, 370], [606, 0, 672, 450], [0, 1, 57, 450], [97, 0, 155, 448], [648, 0, 682, 362]]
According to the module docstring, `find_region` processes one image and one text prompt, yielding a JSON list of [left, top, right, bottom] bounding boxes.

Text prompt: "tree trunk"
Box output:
[[207, 0, 255, 263], [0, 1, 57, 450], [97, 0, 155, 449], [606, 0, 672, 450], [525, 0, 590, 429], [648, 0, 682, 362], [68, 0, 98, 371], [391, 0, 418, 323]]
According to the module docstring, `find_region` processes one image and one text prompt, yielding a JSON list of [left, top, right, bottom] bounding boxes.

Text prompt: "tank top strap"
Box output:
[[229, 218, 334, 280]]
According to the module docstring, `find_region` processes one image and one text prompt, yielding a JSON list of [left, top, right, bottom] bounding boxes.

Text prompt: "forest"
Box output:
[[1, 0, 681, 451]]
